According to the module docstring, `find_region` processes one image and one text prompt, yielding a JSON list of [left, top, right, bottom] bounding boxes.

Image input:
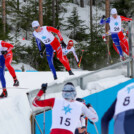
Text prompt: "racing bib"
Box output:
[[33, 26, 55, 44], [114, 83, 134, 116], [110, 16, 121, 33], [51, 98, 83, 133]]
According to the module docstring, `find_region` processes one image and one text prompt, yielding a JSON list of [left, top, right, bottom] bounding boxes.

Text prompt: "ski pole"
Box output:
[[43, 48, 46, 56], [102, 33, 113, 64], [43, 94, 46, 134], [29, 93, 43, 134], [85, 117, 88, 134], [93, 123, 99, 134], [78, 50, 84, 67]]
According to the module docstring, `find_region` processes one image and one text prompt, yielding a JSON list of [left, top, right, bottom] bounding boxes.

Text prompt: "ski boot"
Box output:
[[54, 75, 58, 80], [13, 79, 19, 86], [120, 56, 125, 62], [0, 89, 8, 98], [68, 70, 74, 75]]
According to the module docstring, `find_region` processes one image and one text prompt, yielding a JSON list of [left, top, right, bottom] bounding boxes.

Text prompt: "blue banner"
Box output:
[[35, 79, 134, 134]]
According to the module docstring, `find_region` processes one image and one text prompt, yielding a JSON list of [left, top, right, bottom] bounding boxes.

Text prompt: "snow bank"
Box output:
[[0, 68, 130, 134], [10, 62, 36, 71], [0, 90, 31, 134]]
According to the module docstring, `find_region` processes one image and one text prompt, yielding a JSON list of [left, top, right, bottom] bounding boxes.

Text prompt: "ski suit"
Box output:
[[33, 90, 98, 134], [101, 83, 134, 134], [33, 26, 71, 78], [102, 30, 129, 55], [100, 16, 132, 57], [62, 47, 79, 64], [0, 41, 17, 79]]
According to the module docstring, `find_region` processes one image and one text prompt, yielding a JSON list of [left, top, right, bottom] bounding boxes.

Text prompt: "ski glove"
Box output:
[[1, 50, 8, 55], [41, 83, 47, 93], [39, 51, 44, 58], [61, 41, 67, 48], [86, 103, 92, 108], [88, 119, 93, 124], [77, 62, 80, 68], [102, 15, 106, 20]]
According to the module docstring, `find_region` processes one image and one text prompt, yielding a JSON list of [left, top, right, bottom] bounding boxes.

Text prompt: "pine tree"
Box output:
[[111, 0, 134, 17], [77, 6, 109, 70], [63, 7, 89, 41]]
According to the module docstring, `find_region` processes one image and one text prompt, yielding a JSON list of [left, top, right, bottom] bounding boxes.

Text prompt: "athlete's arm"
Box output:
[[1, 41, 14, 52], [100, 17, 110, 25], [120, 16, 132, 21], [32, 90, 55, 108], [72, 47, 79, 63], [82, 104, 98, 123], [33, 34, 42, 51], [101, 99, 117, 134], [46, 26, 63, 41]]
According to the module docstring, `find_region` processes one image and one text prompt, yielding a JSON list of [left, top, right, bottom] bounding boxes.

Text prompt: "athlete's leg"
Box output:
[[45, 45, 57, 79], [113, 43, 119, 54], [114, 112, 125, 134], [50, 38, 71, 71], [0, 55, 6, 89], [124, 110, 134, 134], [63, 55, 70, 65], [5, 52, 17, 79], [0, 55, 7, 98], [118, 31, 129, 55], [111, 33, 123, 57], [4, 52, 19, 86]]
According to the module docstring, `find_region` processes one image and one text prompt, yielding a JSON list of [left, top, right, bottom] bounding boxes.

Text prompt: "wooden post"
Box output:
[[56, 0, 59, 27], [2, 0, 6, 34], [105, 0, 111, 63], [39, 0, 43, 26], [52, 0, 55, 27], [80, 0, 84, 8], [90, 0, 93, 44]]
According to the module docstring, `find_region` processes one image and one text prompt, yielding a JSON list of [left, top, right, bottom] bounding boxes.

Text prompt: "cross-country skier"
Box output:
[[0, 40, 19, 86], [33, 82, 98, 134], [62, 40, 80, 68], [102, 29, 129, 56], [32, 21, 74, 80], [75, 98, 94, 134], [0, 41, 7, 98], [101, 83, 134, 134], [100, 8, 132, 61]]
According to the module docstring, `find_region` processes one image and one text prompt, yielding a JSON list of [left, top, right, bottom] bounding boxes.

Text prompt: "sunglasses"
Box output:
[[34, 26, 39, 30]]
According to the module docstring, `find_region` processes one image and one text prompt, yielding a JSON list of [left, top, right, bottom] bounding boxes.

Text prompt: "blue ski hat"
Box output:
[[62, 82, 76, 100]]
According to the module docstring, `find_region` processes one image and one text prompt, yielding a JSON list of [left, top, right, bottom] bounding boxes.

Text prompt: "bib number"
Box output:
[[123, 96, 130, 106], [60, 117, 71, 126], [114, 27, 120, 31], [44, 38, 51, 44]]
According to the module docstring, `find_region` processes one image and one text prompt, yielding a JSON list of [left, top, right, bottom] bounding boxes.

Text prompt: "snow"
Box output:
[[0, 67, 131, 134], [0, 91, 31, 134], [10, 62, 36, 71]]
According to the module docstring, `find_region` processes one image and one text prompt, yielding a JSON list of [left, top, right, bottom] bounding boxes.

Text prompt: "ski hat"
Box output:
[[32, 21, 40, 28], [67, 40, 73, 49], [111, 8, 117, 15], [62, 82, 76, 101]]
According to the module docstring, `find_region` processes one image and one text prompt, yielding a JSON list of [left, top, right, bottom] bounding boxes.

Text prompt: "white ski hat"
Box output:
[[32, 21, 40, 28], [111, 8, 117, 15]]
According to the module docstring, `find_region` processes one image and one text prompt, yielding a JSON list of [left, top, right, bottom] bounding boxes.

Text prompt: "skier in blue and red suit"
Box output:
[[100, 8, 132, 61], [32, 21, 74, 80]]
